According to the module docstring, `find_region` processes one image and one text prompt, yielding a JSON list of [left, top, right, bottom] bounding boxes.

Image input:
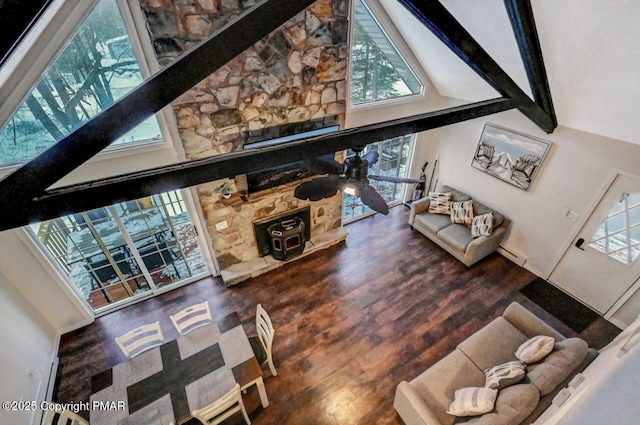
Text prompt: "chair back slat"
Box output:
[[191, 383, 250, 425], [42, 407, 89, 425], [170, 301, 212, 335], [115, 321, 165, 359], [255, 304, 277, 376]]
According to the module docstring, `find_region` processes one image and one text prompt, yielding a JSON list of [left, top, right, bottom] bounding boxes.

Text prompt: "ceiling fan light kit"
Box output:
[[293, 146, 423, 215]]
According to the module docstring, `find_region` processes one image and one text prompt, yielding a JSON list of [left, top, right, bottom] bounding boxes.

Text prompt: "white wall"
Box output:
[[0, 271, 57, 425], [0, 230, 93, 333], [415, 109, 640, 278]]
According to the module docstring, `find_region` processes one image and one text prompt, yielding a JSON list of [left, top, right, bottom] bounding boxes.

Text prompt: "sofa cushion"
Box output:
[[415, 211, 453, 234], [446, 387, 497, 417], [515, 335, 555, 363], [429, 192, 453, 214], [438, 224, 475, 252], [411, 349, 486, 425], [451, 200, 474, 225], [441, 185, 472, 202], [457, 317, 529, 371], [454, 384, 540, 425], [525, 338, 588, 396]]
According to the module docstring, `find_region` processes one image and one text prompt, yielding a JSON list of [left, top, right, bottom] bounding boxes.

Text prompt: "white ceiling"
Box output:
[[379, 0, 640, 146]]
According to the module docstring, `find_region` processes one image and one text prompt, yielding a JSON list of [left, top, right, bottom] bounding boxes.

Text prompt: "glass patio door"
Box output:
[[30, 190, 207, 312], [343, 134, 414, 222]]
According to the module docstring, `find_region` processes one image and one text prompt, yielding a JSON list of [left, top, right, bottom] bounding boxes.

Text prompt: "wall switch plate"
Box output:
[[215, 221, 228, 231], [563, 208, 580, 221]]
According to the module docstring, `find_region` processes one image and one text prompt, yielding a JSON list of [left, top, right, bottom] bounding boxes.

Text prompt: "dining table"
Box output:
[[89, 312, 268, 425]]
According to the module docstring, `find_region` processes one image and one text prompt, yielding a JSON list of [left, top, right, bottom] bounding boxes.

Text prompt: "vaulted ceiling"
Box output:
[[3, 0, 635, 230], [382, 0, 640, 146]]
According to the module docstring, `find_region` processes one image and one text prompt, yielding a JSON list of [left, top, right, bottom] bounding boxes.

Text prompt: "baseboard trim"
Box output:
[[497, 246, 527, 267]]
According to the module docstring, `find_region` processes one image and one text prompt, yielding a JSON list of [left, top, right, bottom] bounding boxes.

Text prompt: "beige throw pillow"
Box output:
[[484, 360, 527, 390], [446, 387, 497, 417], [450, 200, 474, 225], [428, 192, 452, 214], [471, 212, 494, 237], [515, 335, 555, 363]]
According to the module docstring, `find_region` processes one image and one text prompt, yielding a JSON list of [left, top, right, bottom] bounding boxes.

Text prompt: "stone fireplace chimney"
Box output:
[[138, 0, 351, 284]]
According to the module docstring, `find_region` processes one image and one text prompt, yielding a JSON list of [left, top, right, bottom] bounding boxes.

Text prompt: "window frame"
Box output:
[[346, 0, 429, 113], [0, 0, 179, 174], [344, 0, 425, 220]]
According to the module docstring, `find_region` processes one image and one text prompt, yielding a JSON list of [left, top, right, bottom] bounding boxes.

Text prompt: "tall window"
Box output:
[[0, 0, 161, 167], [350, 0, 422, 105]]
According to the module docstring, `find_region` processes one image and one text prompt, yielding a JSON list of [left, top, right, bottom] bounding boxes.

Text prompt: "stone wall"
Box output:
[[138, 0, 350, 270]]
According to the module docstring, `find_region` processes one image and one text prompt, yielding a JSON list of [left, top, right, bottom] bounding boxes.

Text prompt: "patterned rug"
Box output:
[[520, 277, 600, 333]]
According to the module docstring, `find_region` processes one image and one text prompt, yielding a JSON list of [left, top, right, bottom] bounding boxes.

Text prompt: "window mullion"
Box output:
[[107, 204, 158, 291]]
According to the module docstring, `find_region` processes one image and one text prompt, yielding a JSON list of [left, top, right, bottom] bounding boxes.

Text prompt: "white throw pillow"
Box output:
[[446, 387, 497, 417], [450, 200, 474, 225], [471, 212, 494, 237], [484, 360, 527, 390], [515, 335, 555, 363], [428, 192, 452, 214]]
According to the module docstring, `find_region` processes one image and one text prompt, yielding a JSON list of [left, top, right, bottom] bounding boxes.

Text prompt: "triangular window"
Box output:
[[0, 0, 161, 167], [350, 0, 423, 106]]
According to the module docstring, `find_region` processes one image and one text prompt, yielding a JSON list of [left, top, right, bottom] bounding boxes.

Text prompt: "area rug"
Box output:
[[520, 277, 600, 333]]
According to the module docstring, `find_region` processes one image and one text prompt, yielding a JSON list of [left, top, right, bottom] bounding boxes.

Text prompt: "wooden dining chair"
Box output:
[[248, 304, 277, 376], [170, 301, 213, 335], [192, 383, 250, 425], [42, 407, 89, 425], [115, 321, 165, 359]]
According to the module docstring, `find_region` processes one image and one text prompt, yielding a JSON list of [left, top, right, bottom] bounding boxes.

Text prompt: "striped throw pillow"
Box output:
[[450, 200, 474, 225], [515, 335, 555, 363], [446, 387, 497, 417], [471, 212, 494, 237], [484, 360, 527, 390], [428, 192, 452, 214]]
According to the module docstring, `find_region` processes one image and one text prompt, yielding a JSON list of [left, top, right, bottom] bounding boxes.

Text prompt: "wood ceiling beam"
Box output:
[[503, 0, 557, 125], [0, 0, 52, 66], [396, 0, 556, 133], [0, 0, 315, 209], [0, 97, 517, 231]]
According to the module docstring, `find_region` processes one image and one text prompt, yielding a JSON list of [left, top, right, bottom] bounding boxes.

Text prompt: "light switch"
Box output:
[[215, 221, 228, 231]]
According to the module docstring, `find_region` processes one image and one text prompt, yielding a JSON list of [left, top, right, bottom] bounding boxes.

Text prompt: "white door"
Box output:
[[549, 174, 640, 314]]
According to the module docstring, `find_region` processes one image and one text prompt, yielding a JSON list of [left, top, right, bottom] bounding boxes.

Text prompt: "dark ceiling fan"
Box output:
[[294, 146, 424, 215]]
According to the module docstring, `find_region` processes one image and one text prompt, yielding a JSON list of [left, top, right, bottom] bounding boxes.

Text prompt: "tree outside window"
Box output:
[[0, 0, 161, 167], [350, 0, 422, 105]]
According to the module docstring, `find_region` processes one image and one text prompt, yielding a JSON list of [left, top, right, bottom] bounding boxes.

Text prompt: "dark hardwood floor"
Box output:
[[54, 206, 621, 424]]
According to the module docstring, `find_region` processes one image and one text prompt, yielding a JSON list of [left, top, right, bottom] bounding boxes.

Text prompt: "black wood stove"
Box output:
[[267, 217, 306, 260]]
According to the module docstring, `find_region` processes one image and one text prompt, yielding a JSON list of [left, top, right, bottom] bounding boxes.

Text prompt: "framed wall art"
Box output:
[[471, 123, 551, 191]]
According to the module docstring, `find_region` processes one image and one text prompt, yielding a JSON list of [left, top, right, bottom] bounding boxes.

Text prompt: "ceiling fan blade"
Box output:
[[294, 176, 344, 201], [368, 174, 424, 184], [304, 157, 343, 175], [362, 150, 380, 167], [356, 181, 389, 215]]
